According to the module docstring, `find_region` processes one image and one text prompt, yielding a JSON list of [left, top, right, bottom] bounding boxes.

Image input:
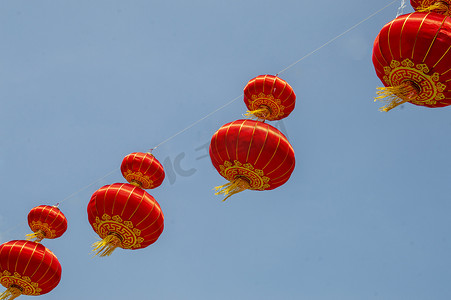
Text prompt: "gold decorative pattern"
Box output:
[[0, 270, 41, 295], [123, 170, 154, 189], [92, 214, 144, 249], [219, 160, 270, 190], [248, 93, 285, 120], [29, 221, 55, 239], [383, 58, 446, 105]]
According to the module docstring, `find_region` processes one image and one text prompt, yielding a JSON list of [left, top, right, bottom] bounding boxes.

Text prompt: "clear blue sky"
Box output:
[[1, 1, 451, 299]]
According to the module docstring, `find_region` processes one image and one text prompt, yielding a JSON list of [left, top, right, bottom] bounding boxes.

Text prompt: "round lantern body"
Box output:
[[410, 0, 451, 16], [87, 183, 164, 256], [121, 152, 165, 189], [243, 75, 296, 121], [209, 119, 295, 200], [26, 205, 67, 242], [373, 12, 451, 111], [0, 240, 62, 300]]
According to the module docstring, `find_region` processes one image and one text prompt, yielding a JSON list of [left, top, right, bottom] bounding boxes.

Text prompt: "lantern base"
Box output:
[[214, 177, 251, 201], [0, 286, 22, 300], [92, 234, 122, 257], [375, 81, 419, 112]]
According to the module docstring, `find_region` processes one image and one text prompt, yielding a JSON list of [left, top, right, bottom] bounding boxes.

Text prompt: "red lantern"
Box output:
[[87, 183, 164, 256], [410, 0, 451, 15], [209, 119, 295, 200], [26, 205, 67, 242], [120, 152, 165, 189], [243, 75, 296, 121], [373, 12, 451, 111], [0, 240, 61, 300]]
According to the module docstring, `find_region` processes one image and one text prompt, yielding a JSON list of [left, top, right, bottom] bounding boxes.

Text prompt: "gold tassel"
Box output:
[[0, 286, 22, 300], [25, 230, 45, 242], [214, 177, 250, 201], [417, 2, 449, 14], [244, 106, 271, 120], [92, 234, 122, 257], [130, 180, 143, 188], [374, 81, 419, 112]]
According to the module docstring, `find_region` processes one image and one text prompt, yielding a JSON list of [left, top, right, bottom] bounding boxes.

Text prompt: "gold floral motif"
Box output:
[[219, 160, 270, 190], [0, 270, 41, 295], [248, 93, 285, 120], [123, 169, 154, 189], [29, 220, 56, 239], [383, 58, 446, 105], [93, 214, 145, 249]]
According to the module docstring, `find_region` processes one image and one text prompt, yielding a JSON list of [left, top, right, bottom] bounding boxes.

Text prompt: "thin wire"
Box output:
[[150, 94, 243, 151], [57, 169, 118, 205], [277, 0, 399, 75]]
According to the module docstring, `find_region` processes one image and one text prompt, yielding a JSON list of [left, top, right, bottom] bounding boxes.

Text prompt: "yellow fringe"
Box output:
[[92, 234, 122, 257], [0, 287, 22, 300], [25, 230, 45, 243], [214, 177, 250, 201], [244, 106, 271, 120], [130, 180, 143, 188], [417, 2, 449, 14], [374, 82, 418, 112]]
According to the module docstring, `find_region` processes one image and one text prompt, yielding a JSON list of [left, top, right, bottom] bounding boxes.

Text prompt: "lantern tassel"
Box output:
[[374, 82, 419, 112], [0, 287, 22, 300], [244, 106, 271, 120], [214, 177, 250, 201], [25, 230, 45, 243], [92, 234, 122, 257], [417, 2, 449, 14]]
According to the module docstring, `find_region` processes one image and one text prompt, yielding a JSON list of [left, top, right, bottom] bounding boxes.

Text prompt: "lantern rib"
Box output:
[[252, 124, 269, 166], [28, 245, 45, 279], [13, 243, 27, 274], [434, 42, 451, 68], [387, 18, 396, 61], [422, 16, 447, 63], [411, 14, 429, 60], [127, 187, 146, 221], [399, 14, 411, 58], [141, 219, 164, 236], [35, 250, 54, 284], [121, 185, 131, 216], [235, 121, 246, 160], [21, 243, 38, 276], [245, 123, 258, 163], [261, 130, 282, 171], [265, 143, 292, 177], [138, 207, 162, 231], [134, 199, 157, 228], [42, 207, 52, 224], [47, 208, 60, 227], [223, 122, 233, 162]]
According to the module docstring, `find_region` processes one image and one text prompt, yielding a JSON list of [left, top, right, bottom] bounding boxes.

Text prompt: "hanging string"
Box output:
[[150, 94, 243, 151], [278, 0, 399, 75], [396, 0, 407, 17], [0, 0, 398, 240]]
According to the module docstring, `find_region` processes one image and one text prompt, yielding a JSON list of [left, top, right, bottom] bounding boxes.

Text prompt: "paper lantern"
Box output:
[[243, 75, 296, 120], [87, 183, 164, 256], [0, 240, 61, 300], [120, 152, 165, 189], [209, 119, 295, 200], [26, 205, 67, 242], [373, 12, 451, 111]]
